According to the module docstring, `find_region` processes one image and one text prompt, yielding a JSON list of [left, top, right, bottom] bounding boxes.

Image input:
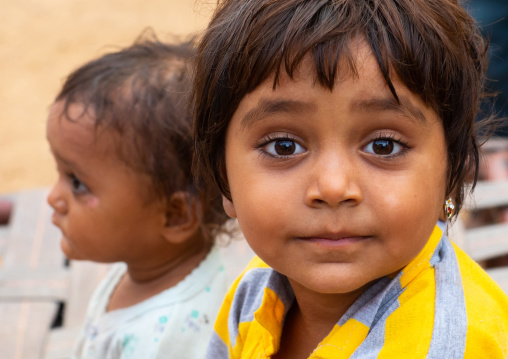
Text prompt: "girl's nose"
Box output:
[[305, 152, 363, 208], [47, 180, 68, 215]]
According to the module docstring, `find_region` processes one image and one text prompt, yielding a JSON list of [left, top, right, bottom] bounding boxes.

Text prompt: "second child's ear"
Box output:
[[162, 191, 200, 244], [222, 195, 237, 218]]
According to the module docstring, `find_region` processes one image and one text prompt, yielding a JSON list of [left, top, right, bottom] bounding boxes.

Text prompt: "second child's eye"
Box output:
[[262, 138, 306, 157], [363, 139, 404, 156], [68, 174, 89, 195]]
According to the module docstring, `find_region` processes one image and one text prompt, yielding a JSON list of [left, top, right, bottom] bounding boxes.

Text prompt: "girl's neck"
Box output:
[[107, 239, 211, 312], [274, 279, 368, 359]]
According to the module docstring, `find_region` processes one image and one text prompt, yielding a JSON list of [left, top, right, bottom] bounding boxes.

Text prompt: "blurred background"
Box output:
[[0, 0, 214, 193], [0, 2, 506, 358]]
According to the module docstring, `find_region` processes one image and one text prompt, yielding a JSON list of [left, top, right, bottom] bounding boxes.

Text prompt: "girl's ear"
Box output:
[[222, 195, 237, 218], [162, 191, 200, 244]]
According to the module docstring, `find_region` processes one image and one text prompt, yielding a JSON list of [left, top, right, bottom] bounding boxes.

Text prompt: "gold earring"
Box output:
[[444, 197, 455, 219]]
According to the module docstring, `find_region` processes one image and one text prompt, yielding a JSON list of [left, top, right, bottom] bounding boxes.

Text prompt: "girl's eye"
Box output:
[[69, 174, 89, 195], [262, 138, 306, 157], [363, 139, 404, 156]]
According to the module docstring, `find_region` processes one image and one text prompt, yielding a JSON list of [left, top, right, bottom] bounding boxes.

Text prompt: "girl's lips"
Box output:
[[297, 230, 370, 240], [303, 236, 368, 240], [297, 234, 370, 247]]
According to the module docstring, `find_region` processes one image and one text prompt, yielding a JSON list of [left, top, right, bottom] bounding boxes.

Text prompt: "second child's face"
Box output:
[[46, 101, 167, 263], [223, 41, 448, 297]]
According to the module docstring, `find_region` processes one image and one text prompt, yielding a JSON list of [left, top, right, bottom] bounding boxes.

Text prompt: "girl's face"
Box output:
[[46, 101, 168, 263], [222, 41, 448, 297]]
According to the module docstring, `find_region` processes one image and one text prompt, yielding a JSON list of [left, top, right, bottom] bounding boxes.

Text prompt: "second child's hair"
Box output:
[[57, 35, 228, 236], [192, 0, 489, 217]]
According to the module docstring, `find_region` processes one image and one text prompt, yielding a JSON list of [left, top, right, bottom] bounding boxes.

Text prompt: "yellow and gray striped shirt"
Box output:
[[206, 222, 508, 358]]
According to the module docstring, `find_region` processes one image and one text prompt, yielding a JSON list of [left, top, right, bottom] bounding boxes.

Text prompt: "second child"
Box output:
[[47, 38, 229, 358]]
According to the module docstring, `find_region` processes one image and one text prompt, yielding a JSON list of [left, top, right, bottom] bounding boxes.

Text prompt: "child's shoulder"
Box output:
[[244, 255, 270, 272], [210, 256, 293, 358], [224, 256, 275, 301], [451, 241, 508, 310], [451, 242, 508, 358]]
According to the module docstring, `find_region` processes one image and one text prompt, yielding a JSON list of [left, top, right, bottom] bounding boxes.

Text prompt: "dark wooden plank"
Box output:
[[0, 193, 17, 263]]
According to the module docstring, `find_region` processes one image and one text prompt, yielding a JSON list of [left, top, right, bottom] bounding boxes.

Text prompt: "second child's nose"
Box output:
[[47, 182, 68, 215], [304, 154, 362, 208]]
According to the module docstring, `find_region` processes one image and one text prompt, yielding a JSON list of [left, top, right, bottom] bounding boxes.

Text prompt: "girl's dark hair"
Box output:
[[57, 34, 228, 236], [192, 0, 490, 217]]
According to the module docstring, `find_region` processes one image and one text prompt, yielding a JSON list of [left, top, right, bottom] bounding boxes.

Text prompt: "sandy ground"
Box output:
[[0, 0, 215, 194]]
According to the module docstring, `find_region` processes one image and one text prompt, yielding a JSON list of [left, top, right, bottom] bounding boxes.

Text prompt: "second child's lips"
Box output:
[[51, 212, 59, 226], [51, 212, 64, 231]]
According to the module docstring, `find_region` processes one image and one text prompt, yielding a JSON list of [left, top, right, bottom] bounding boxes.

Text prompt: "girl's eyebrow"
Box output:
[[239, 95, 426, 130], [350, 95, 427, 124], [240, 98, 316, 130]]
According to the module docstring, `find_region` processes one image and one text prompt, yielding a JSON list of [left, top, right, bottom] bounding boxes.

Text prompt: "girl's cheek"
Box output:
[[86, 197, 99, 208]]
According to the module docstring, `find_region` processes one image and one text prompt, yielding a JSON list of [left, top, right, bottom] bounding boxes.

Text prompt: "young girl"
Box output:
[[47, 37, 230, 358], [191, 0, 508, 358]]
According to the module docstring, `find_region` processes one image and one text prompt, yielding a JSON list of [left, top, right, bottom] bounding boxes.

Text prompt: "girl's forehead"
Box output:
[[268, 37, 368, 88], [238, 40, 434, 126], [253, 39, 396, 109]]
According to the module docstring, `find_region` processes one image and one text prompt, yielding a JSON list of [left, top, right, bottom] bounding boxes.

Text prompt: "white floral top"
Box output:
[[72, 246, 227, 359]]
